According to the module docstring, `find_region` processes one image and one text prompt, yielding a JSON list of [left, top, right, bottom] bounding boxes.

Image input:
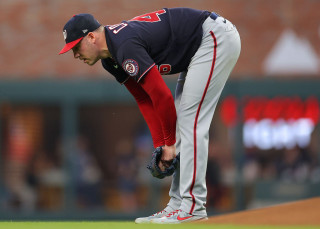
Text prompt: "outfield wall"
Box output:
[[0, 78, 319, 220]]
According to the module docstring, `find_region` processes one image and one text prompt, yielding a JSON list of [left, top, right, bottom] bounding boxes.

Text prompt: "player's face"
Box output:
[[72, 34, 100, 66]]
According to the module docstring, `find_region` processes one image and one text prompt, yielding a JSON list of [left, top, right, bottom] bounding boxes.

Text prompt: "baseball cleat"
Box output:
[[151, 209, 208, 224], [135, 209, 172, 224]]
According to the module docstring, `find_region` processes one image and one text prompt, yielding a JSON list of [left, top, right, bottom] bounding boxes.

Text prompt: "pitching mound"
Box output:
[[205, 197, 320, 226]]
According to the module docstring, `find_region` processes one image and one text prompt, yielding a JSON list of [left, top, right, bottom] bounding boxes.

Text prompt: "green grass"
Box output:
[[0, 222, 319, 229]]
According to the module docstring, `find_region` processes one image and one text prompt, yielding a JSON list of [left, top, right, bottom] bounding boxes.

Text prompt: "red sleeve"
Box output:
[[124, 77, 165, 148], [140, 66, 177, 146]]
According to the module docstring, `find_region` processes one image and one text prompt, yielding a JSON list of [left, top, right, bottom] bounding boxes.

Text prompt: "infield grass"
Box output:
[[0, 222, 319, 229]]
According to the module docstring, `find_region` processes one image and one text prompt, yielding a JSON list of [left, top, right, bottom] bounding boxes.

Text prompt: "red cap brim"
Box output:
[[59, 37, 84, 54]]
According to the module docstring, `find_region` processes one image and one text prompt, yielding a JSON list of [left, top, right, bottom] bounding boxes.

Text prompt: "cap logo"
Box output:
[[82, 29, 88, 33], [63, 30, 67, 40]]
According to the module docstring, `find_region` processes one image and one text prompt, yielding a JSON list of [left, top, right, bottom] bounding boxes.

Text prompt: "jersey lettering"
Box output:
[[130, 9, 166, 22], [156, 64, 172, 74], [108, 23, 128, 34]]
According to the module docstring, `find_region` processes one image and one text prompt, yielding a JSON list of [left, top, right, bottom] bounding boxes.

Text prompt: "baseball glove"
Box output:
[[147, 146, 180, 179]]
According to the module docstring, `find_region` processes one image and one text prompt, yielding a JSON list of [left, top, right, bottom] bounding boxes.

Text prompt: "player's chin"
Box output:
[[86, 58, 99, 66], [86, 60, 97, 66]]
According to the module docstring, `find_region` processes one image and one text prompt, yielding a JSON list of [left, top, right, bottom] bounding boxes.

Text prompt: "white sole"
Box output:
[[151, 216, 208, 224]]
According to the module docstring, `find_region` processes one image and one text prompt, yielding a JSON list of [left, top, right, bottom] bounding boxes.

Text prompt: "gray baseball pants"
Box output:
[[165, 13, 241, 216]]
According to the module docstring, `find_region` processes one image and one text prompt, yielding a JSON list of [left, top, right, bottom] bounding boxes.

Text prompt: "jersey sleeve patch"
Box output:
[[122, 59, 139, 77]]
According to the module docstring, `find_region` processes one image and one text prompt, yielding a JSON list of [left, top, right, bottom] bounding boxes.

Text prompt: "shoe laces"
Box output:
[[165, 209, 180, 217], [152, 210, 166, 216]]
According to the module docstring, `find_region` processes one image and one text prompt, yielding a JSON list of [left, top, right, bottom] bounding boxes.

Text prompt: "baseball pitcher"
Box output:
[[59, 7, 241, 224]]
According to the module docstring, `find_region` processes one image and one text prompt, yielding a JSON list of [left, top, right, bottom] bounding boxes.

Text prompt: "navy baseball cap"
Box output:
[[59, 14, 101, 54]]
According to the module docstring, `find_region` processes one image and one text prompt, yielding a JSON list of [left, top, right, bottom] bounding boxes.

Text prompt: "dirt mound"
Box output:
[[205, 197, 320, 226]]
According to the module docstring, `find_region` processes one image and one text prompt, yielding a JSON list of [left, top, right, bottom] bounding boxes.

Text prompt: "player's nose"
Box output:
[[74, 52, 80, 59]]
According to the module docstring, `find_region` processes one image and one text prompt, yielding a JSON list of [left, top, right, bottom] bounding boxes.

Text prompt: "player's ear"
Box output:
[[87, 32, 96, 43]]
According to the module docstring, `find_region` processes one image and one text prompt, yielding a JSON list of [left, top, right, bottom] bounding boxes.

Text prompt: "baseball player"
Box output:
[[59, 8, 241, 224]]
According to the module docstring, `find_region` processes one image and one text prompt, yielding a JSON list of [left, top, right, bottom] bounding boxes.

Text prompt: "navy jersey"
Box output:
[[102, 8, 211, 82]]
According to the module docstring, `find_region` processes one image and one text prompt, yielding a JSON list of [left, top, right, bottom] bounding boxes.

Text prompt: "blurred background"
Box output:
[[0, 0, 320, 220]]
